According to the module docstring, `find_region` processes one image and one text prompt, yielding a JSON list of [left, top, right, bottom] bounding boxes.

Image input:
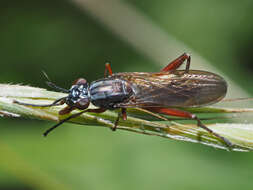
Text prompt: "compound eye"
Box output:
[[73, 78, 87, 85], [76, 98, 90, 109]]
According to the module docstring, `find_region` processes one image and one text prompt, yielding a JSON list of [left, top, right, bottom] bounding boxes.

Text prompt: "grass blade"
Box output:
[[1, 84, 253, 151]]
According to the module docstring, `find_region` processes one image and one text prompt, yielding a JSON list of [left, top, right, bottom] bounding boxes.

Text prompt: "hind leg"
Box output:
[[104, 63, 113, 77], [145, 107, 233, 147], [161, 53, 191, 73]]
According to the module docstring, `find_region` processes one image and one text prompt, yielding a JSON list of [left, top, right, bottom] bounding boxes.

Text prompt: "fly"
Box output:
[[14, 53, 232, 147]]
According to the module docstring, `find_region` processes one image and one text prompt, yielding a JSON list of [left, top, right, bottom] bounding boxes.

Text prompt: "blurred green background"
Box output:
[[1, 0, 253, 189]]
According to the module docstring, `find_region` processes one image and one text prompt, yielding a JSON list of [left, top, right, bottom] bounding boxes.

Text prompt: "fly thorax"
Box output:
[[89, 78, 133, 109]]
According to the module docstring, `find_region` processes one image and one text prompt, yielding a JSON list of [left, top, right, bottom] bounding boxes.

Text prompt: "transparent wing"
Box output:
[[110, 70, 227, 108]]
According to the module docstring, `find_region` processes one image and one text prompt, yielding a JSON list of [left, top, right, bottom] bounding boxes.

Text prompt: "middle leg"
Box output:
[[111, 108, 127, 131]]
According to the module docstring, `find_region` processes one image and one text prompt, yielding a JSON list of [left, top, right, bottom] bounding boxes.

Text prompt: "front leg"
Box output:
[[43, 108, 107, 136]]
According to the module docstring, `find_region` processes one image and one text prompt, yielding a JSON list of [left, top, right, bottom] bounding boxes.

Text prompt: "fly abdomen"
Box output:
[[90, 78, 133, 109]]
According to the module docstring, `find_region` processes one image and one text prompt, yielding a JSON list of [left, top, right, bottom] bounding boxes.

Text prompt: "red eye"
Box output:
[[76, 99, 90, 109], [73, 78, 87, 85]]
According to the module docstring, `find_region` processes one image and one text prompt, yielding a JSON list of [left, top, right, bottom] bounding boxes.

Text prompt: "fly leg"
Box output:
[[111, 108, 127, 131], [161, 53, 191, 73], [104, 63, 113, 77], [145, 107, 233, 147], [43, 108, 107, 136], [58, 105, 76, 115]]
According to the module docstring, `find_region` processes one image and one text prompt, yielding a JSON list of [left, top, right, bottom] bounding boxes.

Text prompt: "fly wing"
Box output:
[[110, 70, 227, 108]]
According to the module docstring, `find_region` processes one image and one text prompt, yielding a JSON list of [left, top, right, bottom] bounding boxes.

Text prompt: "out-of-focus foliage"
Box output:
[[0, 0, 253, 190]]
